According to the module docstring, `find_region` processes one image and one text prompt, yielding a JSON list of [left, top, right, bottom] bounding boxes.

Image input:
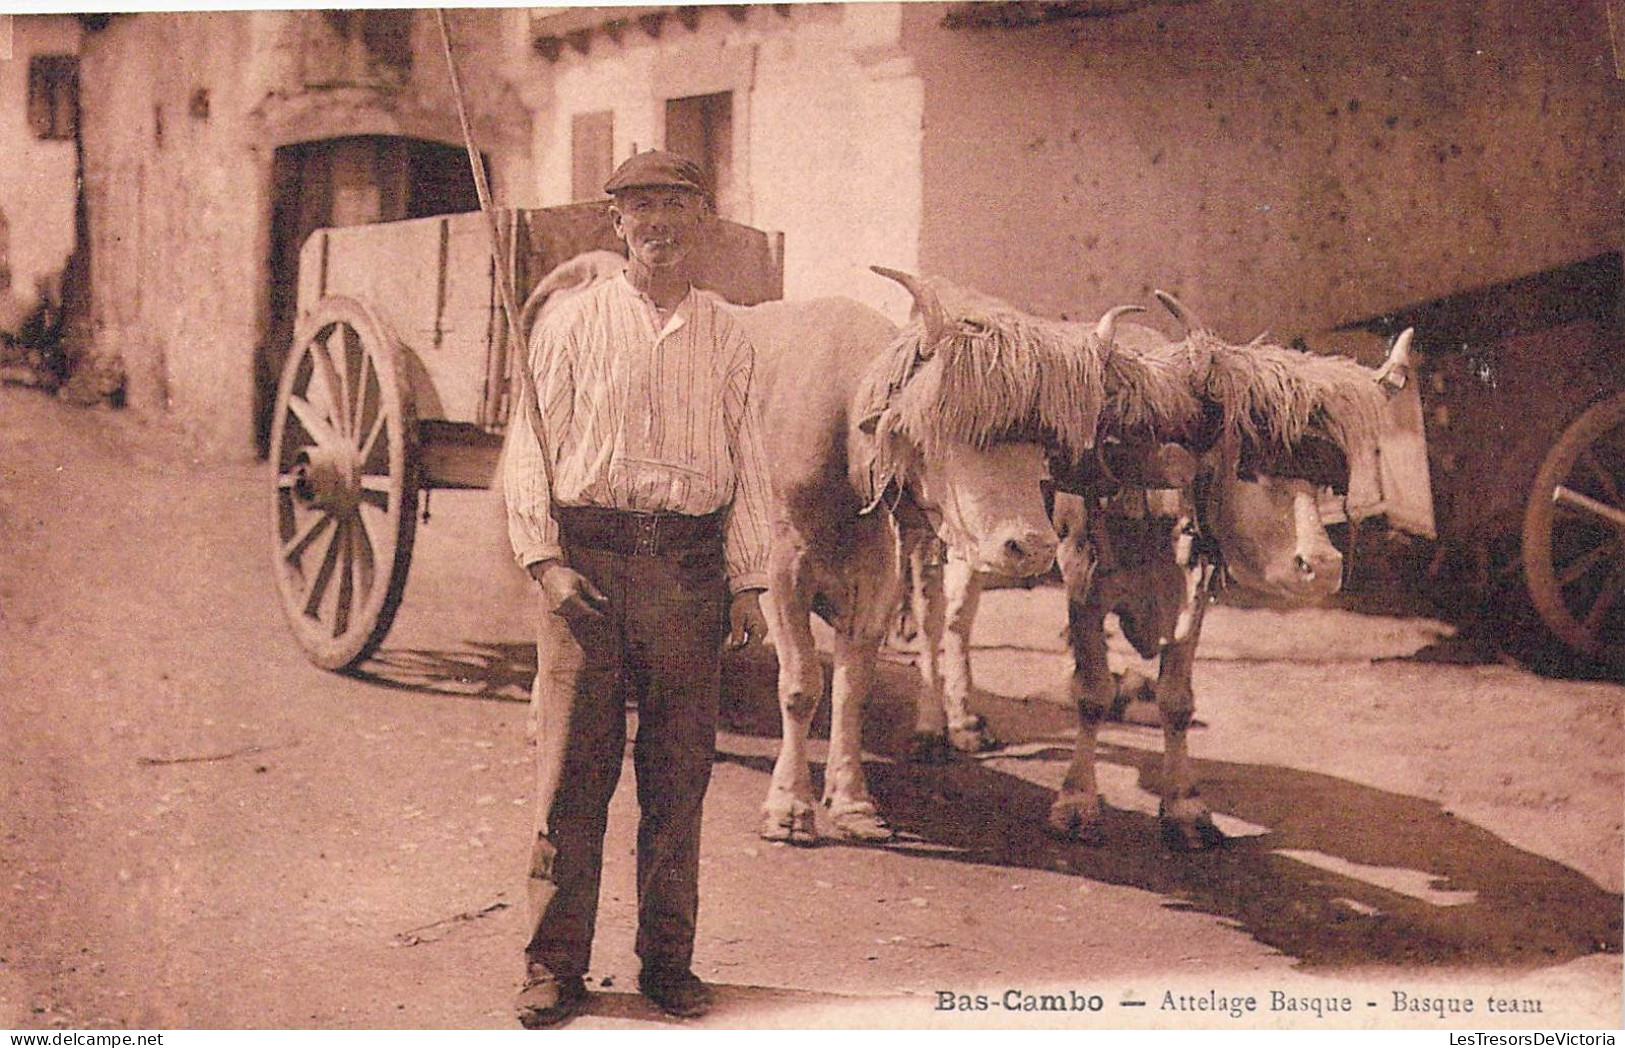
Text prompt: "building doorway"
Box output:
[[258, 135, 480, 455]]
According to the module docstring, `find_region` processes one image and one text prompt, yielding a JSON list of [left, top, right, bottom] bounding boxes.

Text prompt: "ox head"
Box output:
[[860, 266, 1127, 579], [1154, 291, 1413, 605]]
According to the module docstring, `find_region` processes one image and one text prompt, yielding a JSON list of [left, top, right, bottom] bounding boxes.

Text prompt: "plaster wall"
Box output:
[[527, 4, 924, 317], [77, 10, 528, 455], [905, 0, 1624, 337], [80, 12, 272, 449], [0, 16, 80, 303]]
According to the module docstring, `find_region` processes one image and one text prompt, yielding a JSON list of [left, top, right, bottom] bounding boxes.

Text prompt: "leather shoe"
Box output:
[[516, 970, 589, 1029], [638, 966, 714, 1018]]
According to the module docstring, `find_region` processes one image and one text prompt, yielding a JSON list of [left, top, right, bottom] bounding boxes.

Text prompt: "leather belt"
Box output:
[[556, 505, 724, 558]]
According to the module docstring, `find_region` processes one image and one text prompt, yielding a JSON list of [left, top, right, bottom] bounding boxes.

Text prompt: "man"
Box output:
[[503, 150, 773, 1027]]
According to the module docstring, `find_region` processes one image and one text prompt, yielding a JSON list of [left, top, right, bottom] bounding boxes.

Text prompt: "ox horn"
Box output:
[[871, 265, 948, 355], [1373, 327, 1415, 395], [1153, 289, 1209, 335], [1094, 304, 1146, 343]]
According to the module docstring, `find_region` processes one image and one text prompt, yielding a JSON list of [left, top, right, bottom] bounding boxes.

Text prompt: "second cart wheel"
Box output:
[[269, 296, 418, 670], [1522, 390, 1625, 664]]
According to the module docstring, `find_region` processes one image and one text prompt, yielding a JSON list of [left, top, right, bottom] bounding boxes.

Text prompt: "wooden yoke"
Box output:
[[1052, 440, 1200, 496]]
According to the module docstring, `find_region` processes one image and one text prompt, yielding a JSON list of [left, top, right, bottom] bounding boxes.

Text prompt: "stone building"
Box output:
[[0, 15, 81, 348], [518, 0, 1625, 542], [3, 3, 1621, 545], [68, 9, 533, 452]]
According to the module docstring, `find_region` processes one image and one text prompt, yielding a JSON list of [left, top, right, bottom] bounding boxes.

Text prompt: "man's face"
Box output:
[[611, 187, 709, 270]]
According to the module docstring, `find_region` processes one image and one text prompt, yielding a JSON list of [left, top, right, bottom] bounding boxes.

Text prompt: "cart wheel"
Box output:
[[1522, 390, 1625, 663], [270, 296, 418, 670]]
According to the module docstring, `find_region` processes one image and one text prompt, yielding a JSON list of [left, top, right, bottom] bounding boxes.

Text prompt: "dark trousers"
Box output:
[[524, 528, 727, 978]]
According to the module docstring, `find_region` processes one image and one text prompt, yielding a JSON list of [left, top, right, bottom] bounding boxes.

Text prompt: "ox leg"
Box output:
[[940, 556, 996, 753], [1157, 542, 1223, 852], [1046, 597, 1113, 845], [760, 583, 822, 847], [906, 539, 951, 764], [822, 632, 894, 841]]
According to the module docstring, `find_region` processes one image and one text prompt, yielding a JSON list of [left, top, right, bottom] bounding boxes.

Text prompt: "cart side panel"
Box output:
[[515, 202, 785, 308], [295, 213, 498, 426], [1308, 329, 1437, 540]]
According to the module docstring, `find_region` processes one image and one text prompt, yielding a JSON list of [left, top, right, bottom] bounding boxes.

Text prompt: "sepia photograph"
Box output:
[[0, 0, 1621, 1033]]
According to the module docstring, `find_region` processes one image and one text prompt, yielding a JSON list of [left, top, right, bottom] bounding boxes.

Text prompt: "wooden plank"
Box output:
[[513, 201, 785, 307], [417, 420, 503, 489], [1374, 378, 1437, 539], [297, 212, 498, 426]]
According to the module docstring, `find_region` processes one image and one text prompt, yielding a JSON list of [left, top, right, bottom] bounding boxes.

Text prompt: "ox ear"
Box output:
[[1373, 327, 1415, 396], [871, 265, 948, 357], [1154, 290, 1209, 336], [1094, 304, 1146, 343]]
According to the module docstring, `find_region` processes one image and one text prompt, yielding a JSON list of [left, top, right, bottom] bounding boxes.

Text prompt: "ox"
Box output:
[[913, 293, 1414, 850], [515, 255, 1131, 846], [748, 271, 1160, 845]]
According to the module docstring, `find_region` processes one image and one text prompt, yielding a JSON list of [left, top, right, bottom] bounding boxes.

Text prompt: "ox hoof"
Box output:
[[948, 716, 999, 754], [825, 802, 894, 842], [760, 805, 818, 847], [909, 731, 951, 765], [1043, 798, 1105, 846], [1158, 810, 1225, 852]]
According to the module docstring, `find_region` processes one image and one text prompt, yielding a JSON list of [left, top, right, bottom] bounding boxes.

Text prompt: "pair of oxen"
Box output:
[[523, 255, 1413, 854]]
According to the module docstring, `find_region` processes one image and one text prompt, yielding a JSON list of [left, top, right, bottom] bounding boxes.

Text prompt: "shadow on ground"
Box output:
[[714, 646, 1623, 973], [352, 642, 537, 701], [345, 638, 1620, 972]]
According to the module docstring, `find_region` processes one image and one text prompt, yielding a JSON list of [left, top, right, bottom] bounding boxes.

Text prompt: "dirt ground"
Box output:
[[1, 386, 1620, 1031]]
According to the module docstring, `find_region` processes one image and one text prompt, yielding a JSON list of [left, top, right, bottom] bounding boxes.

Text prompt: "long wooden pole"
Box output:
[[433, 9, 556, 494]]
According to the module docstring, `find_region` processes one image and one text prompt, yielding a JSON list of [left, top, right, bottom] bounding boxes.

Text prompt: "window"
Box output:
[[28, 55, 78, 141], [665, 92, 732, 214], [571, 111, 614, 202]]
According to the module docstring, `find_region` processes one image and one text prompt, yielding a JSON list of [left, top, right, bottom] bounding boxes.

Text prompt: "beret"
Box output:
[[603, 149, 712, 199]]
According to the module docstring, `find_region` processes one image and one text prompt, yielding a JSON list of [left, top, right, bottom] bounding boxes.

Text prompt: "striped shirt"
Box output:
[[503, 272, 774, 593]]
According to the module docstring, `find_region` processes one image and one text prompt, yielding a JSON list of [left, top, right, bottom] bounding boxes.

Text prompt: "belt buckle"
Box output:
[[634, 514, 660, 556]]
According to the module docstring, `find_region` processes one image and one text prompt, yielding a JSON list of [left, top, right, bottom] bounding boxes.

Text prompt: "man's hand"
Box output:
[[726, 590, 769, 650], [529, 560, 609, 619]]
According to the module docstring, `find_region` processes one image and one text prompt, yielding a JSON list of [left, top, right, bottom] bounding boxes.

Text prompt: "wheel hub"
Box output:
[[290, 445, 360, 513]]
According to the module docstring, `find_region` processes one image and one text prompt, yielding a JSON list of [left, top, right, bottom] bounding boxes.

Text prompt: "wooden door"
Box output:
[[258, 136, 478, 454]]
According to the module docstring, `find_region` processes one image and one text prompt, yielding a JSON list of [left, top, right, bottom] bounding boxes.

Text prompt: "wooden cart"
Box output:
[[267, 202, 784, 669], [1364, 253, 1625, 667], [1521, 387, 1625, 664]]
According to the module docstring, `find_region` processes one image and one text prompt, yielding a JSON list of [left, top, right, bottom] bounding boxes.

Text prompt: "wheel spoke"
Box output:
[[350, 507, 377, 603], [301, 515, 346, 622], [1557, 542, 1612, 587], [335, 326, 360, 441], [1581, 559, 1625, 636], [1579, 448, 1622, 507], [1554, 485, 1625, 529], [354, 499, 384, 550], [333, 517, 356, 638], [357, 410, 387, 471], [285, 393, 343, 453], [352, 345, 375, 445], [307, 335, 343, 434], [313, 328, 351, 443], [281, 510, 334, 565]]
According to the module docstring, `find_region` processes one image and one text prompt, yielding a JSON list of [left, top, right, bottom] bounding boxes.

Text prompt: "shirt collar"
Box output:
[[617, 271, 695, 338]]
